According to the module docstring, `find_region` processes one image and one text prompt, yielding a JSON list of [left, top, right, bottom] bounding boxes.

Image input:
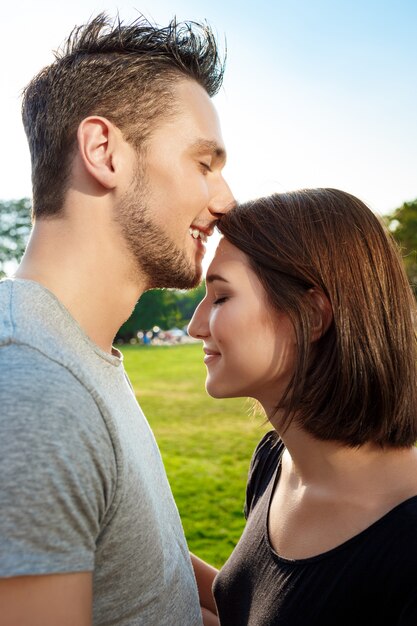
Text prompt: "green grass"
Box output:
[[121, 343, 270, 568]]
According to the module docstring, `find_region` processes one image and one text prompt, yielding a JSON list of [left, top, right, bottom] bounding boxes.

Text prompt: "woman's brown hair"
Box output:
[[217, 188, 417, 447]]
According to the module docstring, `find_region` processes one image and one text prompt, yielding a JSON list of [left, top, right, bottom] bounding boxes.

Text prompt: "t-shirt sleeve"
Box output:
[[0, 345, 117, 577], [244, 430, 283, 519]]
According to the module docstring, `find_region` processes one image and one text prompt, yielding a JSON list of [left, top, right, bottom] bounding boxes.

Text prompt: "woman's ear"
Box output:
[[307, 289, 333, 341]]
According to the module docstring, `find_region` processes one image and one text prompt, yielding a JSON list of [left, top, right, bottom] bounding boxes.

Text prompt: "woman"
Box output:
[[188, 188, 417, 625]]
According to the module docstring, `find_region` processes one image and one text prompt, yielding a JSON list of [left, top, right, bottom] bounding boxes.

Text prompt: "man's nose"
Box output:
[[208, 177, 236, 219]]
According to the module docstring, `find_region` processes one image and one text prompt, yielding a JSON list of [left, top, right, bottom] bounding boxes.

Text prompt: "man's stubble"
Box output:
[[114, 173, 202, 291]]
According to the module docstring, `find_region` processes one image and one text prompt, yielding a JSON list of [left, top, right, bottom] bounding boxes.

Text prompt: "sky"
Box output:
[[1, 0, 416, 267]]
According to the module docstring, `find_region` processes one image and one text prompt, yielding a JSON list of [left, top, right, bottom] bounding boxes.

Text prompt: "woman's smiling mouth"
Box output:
[[203, 347, 221, 364]]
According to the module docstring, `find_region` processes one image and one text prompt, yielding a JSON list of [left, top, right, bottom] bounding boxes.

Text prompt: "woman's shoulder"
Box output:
[[244, 430, 284, 518]]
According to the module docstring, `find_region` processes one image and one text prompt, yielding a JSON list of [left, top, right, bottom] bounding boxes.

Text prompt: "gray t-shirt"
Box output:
[[0, 278, 202, 626]]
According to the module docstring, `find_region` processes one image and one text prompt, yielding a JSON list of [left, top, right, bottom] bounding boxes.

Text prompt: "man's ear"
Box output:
[[77, 116, 119, 190], [307, 288, 333, 341]]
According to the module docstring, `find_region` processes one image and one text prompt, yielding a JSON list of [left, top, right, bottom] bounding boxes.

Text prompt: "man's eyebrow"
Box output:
[[206, 273, 229, 284], [191, 139, 226, 165]]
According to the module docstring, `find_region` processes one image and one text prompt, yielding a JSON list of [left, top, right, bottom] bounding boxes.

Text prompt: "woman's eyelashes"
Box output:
[[213, 295, 229, 305]]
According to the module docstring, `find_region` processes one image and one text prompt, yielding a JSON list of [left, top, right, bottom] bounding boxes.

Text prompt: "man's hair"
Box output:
[[218, 188, 417, 448], [22, 13, 225, 218]]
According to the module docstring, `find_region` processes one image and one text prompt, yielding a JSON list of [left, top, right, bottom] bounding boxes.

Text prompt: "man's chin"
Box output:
[[146, 264, 202, 290], [168, 268, 202, 290], [187, 264, 203, 289]]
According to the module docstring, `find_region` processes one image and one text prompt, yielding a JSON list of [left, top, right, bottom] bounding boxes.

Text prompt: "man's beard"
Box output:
[[114, 178, 202, 290]]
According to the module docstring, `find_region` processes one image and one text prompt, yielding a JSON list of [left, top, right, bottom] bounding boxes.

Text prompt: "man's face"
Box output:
[[115, 79, 235, 290]]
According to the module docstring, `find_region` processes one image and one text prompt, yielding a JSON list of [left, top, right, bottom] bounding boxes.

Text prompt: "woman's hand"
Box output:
[[190, 553, 220, 622], [202, 606, 220, 626]]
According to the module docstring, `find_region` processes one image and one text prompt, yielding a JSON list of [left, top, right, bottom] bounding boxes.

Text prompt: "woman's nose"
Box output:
[[187, 299, 209, 339]]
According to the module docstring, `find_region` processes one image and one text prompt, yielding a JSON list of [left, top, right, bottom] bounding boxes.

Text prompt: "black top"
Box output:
[[213, 431, 417, 625]]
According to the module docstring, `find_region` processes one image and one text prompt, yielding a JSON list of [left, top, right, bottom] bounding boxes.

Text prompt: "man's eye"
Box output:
[[199, 162, 212, 174]]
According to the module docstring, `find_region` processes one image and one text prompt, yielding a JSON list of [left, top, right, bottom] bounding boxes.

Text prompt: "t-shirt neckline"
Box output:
[[263, 443, 417, 565]]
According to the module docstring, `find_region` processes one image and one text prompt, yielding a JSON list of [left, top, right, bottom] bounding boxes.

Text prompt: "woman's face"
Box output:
[[188, 238, 297, 414]]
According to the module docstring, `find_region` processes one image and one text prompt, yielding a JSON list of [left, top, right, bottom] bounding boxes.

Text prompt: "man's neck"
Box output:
[[15, 218, 145, 353]]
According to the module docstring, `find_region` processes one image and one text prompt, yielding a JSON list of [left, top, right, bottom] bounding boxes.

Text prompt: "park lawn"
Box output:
[[121, 342, 270, 568]]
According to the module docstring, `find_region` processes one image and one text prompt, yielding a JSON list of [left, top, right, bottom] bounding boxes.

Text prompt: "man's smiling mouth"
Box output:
[[189, 227, 208, 243]]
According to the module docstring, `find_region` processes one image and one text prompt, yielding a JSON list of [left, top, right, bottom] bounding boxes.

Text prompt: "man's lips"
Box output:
[[189, 224, 215, 242]]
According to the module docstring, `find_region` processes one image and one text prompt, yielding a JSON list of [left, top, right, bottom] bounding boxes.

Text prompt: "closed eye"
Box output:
[[213, 296, 228, 305], [199, 162, 212, 174]]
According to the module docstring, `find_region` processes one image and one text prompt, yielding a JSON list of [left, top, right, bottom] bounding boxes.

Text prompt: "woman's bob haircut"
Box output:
[[217, 188, 417, 448]]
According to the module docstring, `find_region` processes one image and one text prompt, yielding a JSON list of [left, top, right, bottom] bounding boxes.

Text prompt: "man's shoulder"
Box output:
[[0, 278, 82, 359], [0, 342, 106, 438], [0, 341, 117, 487], [0, 341, 88, 394]]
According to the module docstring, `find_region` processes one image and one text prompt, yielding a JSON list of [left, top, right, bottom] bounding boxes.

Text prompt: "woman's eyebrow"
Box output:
[[206, 274, 229, 284]]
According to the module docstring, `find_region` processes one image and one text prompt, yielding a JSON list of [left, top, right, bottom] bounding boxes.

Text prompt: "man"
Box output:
[[0, 13, 234, 626]]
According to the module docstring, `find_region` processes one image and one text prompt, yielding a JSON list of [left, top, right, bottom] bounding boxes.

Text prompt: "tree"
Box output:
[[116, 283, 206, 340], [0, 198, 32, 277], [175, 282, 206, 321], [117, 289, 181, 340], [384, 198, 417, 295]]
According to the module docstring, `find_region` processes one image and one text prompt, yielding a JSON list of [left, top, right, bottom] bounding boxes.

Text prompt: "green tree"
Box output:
[[175, 282, 206, 321], [117, 289, 182, 340], [385, 198, 417, 295], [117, 283, 206, 340], [0, 198, 32, 277]]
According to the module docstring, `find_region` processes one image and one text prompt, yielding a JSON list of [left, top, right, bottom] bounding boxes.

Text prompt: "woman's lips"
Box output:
[[203, 348, 221, 364]]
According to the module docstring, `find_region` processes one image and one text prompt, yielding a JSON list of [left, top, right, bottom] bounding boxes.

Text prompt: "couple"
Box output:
[[1, 13, 416, 626]]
